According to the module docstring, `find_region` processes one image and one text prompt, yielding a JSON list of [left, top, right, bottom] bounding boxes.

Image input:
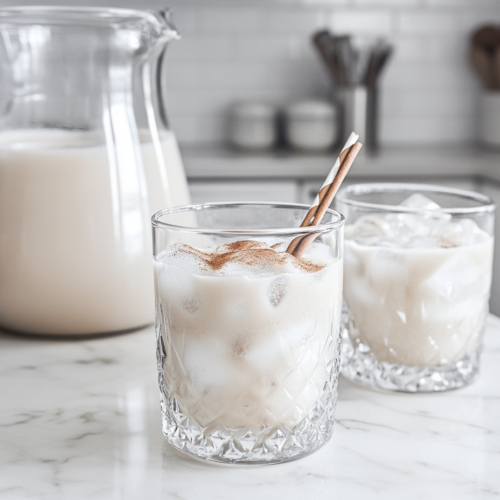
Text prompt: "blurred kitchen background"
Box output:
[[3, 0, 500, 309], [3, 0, 497, 146]]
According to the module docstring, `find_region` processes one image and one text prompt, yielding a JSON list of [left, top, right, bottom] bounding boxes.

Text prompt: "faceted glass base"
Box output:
[[158, 333, 342, 466], [340, 325, 482, 393], [160, 392, 335, 466]]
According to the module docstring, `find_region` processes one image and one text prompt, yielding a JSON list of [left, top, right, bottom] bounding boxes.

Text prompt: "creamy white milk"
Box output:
[[343, 194, 494, 367], [155, 240, 343, 432], [0, 129, 190, 335]]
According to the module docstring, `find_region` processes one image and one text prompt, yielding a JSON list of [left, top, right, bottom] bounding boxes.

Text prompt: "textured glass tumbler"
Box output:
[[335, 184, 495, 393], [152, 203, 344, 465]]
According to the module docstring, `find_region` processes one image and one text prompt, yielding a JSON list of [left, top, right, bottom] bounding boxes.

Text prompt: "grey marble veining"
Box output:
[[1, 317, 500, 500]]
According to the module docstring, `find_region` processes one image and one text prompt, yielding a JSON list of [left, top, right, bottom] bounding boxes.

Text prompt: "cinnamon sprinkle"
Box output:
[[171, 241, 324, 273]]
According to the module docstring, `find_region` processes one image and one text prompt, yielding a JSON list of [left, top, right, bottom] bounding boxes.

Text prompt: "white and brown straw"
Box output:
[[286, 132, 363, 258]]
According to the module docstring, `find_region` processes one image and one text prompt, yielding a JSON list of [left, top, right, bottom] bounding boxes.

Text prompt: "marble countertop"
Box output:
[[1, 317, 500, 500], [182, 144, 500, 182]]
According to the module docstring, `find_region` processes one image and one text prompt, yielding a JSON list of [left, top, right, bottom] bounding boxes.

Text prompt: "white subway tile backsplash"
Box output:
[[168, 115, 200, 144], [168, 37, 234, 62], [235, 36, 301, 61], [383, 61, 475, 91], [167, 90, 230, 117], [194, 115, 227, 144], [381, 90, 475, 119], [198, 61, 273, 89], [327, 9, 395, 35], [427, 36, 468, 63], [392, 35, 467, 66], [267, 60, 330, 91], [391, 37, 430, 62], [424, 0, 498, 7], [164, 1, 498, 145], [165, 62, 202, 89], [167, 1, 497, 145], [198, 7, 264, 33], [263, 8, 328, 34], [381, 116, 472, 143], [20, 0, 498, 145], [290, 0, 349, 6], [459, 9, 500, 33], [169, 8, 199, 36], [354, 0, 420, 6], [397, 11, 460, 35]]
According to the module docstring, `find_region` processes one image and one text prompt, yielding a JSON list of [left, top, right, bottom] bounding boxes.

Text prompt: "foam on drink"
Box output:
[[343, 193, 494, 367], [155, 240, 343, 432]]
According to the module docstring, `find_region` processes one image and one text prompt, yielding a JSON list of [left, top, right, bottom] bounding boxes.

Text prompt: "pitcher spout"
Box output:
[[152, 8, 180, 42]]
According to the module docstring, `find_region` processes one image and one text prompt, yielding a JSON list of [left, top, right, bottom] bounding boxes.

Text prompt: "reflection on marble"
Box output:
[[1, 317, 500, 499]]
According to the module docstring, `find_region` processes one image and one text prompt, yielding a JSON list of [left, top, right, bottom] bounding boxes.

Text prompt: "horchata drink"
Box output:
[[0, 129, 189, 335], [335, 183, 495, 393], [152, 203, 344, 465]]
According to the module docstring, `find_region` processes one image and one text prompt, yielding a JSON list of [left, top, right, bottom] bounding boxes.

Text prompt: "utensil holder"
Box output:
[[338, 85, 378, 154], [480, 91, 500, 148]]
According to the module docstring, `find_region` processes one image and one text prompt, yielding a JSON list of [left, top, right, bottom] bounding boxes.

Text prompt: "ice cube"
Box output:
[[268, 276, 288, 307], [344, 277, 378, 307], [344, 245, 362, 273], [181, 296, 200, 314], [377, 238, 404, 248], [162, 263, 201, 314], [392, 212, 451, 240], [245, 333, 283, 371], [435, 219, 481, 247], [400, 193, 440, 210], [183, 338, 234, 392], [425, 252, 482, 301], [279, 321, 314, 352], [302, 241, 334, 262], [245, 321, 314, 371], [397, 194, 452, 238], [408, 235, 441, 249], [370, 248, 407, 283], [346, 215, 397, 247]]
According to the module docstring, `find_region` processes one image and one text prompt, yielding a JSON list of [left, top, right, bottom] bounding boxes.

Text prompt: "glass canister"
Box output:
[[0, 7, 190, 336]]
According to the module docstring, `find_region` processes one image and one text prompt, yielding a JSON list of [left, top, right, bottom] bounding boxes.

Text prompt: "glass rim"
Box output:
[[336, 182, 495, 215], [0, 6, 174, 32], [151, 201, 345, 235]]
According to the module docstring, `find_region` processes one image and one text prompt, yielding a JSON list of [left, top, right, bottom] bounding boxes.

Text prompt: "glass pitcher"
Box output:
[[0, 7, 190, 336]]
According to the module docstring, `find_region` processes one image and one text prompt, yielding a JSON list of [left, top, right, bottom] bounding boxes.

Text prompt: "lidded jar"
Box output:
[[0, 7, 190, 335], [284, 99, 338, 152], [229, 101, 278, 151]]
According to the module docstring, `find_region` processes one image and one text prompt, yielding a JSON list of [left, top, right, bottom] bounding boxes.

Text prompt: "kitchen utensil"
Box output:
[[471, 45, 495, 88], [480, 91, 500, 147], [337, 85, 378, 152], [311, 31, 393, 88], [470, 25, 500, 147], [311, 30, 393, 153], [470, 25, 500, 89]]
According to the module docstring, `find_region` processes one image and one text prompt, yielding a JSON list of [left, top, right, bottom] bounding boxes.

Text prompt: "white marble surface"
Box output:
[[1, 317, 500, 500]]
